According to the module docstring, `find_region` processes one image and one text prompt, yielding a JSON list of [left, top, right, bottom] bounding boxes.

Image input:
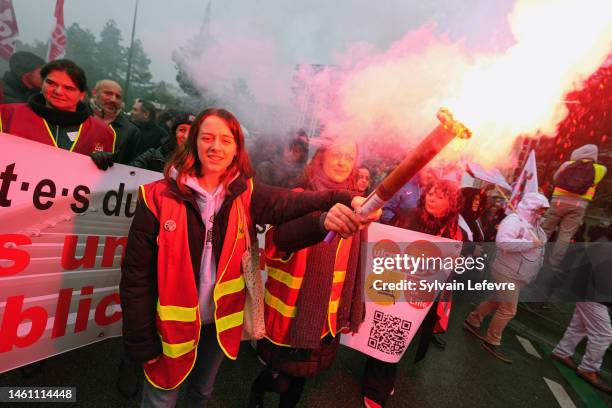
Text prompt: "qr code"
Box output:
[[367, 310, 411, 355]]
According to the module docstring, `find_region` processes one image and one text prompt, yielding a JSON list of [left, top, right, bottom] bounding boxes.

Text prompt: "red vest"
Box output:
[[434, 298, 452, 334], [0, 103, 115, 154], [140, 178, 253, 389], [325, 238, 352, 336], [263, 228, 353, 346]]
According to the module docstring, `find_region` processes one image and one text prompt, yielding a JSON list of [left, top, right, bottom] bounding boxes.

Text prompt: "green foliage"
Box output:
[[127, 39, 153, 99], [64, 19, 143, 97], [146, 81, 183, 108], [175, 66, 201, 98], [172, 58, 218, 111], [171, 34, 219, 109], [96, 20, 126, 82], [65, 23, 102, 86]]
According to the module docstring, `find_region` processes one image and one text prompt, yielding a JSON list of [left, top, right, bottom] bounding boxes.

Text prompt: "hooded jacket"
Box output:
[[492, 192, 550, 283], [458, 187, 487, 243], [552, 144, 607, 205]]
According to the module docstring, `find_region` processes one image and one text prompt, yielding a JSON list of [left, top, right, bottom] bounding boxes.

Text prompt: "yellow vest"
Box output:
[[553, 161, 606, 201]]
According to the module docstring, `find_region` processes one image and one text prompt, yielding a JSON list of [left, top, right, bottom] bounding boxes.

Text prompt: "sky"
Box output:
[[12, 0, 515, 85]]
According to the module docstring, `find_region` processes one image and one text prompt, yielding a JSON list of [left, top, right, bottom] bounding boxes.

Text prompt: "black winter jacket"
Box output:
[[1, 71, 40, 104], [111, 112, 142, 164], [131, 136, 176, 173], [132, 120, 169, 157], [120, 176, 352, 362]]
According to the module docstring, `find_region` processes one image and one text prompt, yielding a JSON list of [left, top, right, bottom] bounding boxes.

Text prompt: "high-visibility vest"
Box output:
[[553, 161, 606, 201], [326, 238, 352, 336], [0, 103, 116, 154], [263, 228, 352, 346], [434, 298, 452, 334], [139, 178, 253, 390]]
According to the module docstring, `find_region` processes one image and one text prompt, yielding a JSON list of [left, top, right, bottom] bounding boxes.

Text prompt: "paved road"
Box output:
[[1, 297, 610, 407]]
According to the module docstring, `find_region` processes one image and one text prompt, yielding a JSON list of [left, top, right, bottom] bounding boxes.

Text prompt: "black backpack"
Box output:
[[556, 160, 595, 195]]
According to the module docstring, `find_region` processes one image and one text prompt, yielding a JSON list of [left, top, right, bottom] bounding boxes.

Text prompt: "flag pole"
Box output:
[[494, 184, 541, 242], [495, 184, 518, 213], [124, 0, 140, 103]]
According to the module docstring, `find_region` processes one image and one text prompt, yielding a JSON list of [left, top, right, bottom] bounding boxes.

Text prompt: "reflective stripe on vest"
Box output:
[[139, 178, 253, 390], [263, 230, 352, 346], [325, 238, 352, 336], [553, 162, 606, 201], [214, 178, 254, 360], [157, 301, 198, 322], [262, 228, 308, 346], [434, 300, 452, 333]]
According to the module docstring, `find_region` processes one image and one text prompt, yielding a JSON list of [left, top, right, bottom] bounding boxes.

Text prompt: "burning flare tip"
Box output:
[[437, 107, 472, 139]]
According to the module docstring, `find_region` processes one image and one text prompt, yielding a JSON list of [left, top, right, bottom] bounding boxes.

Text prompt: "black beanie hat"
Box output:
[[171, 113, 195, 135], [9, 51, 46, 78]]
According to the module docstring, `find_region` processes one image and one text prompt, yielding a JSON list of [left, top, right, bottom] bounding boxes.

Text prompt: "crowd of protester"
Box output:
[[1, 53, 611, 407]]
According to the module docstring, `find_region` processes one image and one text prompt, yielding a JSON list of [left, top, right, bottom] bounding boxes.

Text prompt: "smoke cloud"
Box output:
[[175, 0, 611, 170]]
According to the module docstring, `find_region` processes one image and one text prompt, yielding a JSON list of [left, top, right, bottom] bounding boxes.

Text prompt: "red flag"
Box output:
[[0, 0, 19, 61], [47, 0, 66, 61]]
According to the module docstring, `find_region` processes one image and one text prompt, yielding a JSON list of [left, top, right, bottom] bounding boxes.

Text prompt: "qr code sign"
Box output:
[[367, 310, 412, 355]]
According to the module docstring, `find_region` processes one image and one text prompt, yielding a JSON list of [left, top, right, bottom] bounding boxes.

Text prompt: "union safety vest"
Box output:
[[139, 178, 253, 390], [553, 161, 606, 201], [0, 103, 116, 154], [434, 299, 452, 334], [263, 228, 353, 346]]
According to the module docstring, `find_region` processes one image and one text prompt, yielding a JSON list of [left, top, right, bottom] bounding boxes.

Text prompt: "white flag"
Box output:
[[465, 161, 512, 191], [508, 150, 538, 210]]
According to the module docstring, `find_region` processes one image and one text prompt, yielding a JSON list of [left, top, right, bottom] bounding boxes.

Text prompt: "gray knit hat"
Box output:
[[9, 51, 46, 77]]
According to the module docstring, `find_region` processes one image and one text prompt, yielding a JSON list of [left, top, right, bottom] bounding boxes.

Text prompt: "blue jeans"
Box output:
[[141, 324, 226, 408]]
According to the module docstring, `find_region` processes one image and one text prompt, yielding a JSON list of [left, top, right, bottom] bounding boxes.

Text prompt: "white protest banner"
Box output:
[[341, 222, 462, 363], [0, 134, 162, 373]]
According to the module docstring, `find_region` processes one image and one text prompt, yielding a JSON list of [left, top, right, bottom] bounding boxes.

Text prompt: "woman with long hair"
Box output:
[[458, 187, 488, 244], [362, 178, 465, 408], [391, 178, 465, 240], [249, 137, 373, 407], [120, 109, 372, 407]]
